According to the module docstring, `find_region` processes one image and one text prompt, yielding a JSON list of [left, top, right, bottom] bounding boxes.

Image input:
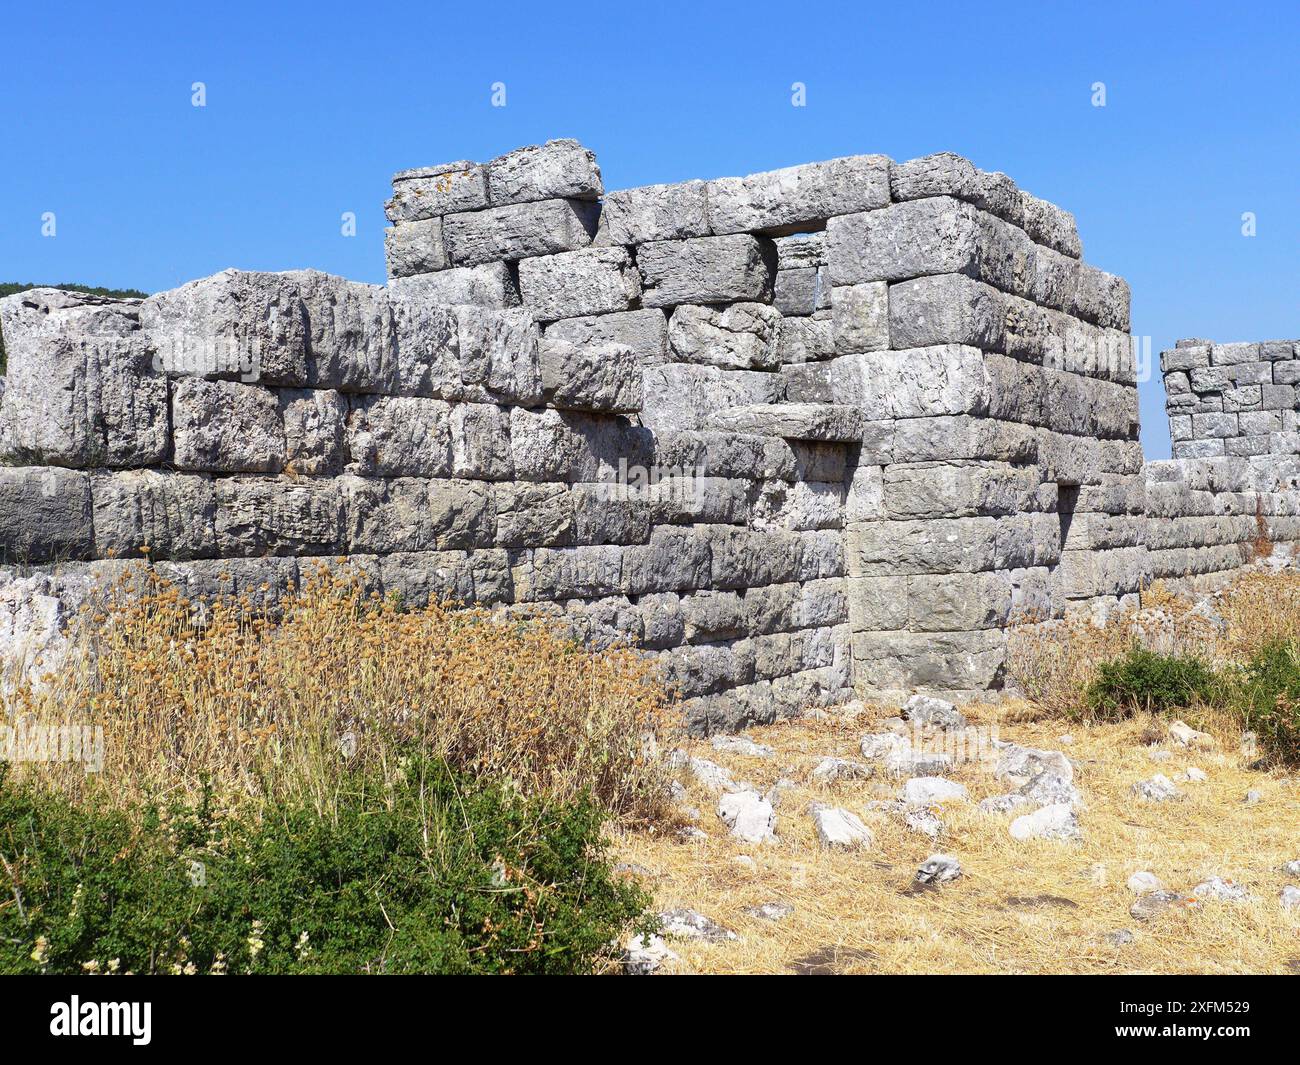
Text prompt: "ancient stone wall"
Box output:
[[2, 139, 1297, 726]]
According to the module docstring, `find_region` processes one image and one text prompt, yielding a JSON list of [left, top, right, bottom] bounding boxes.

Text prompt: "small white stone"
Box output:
[[711, 735, 775, 758], [744, 901, 794, 921], [1132, 774, 1181, 802], [811, 804, 873, 849], [901, 775, 968, 807], [624, 933, 678, 975], [658, 908, 738, 942], [1168, 719, 1216, 750], [1192, 877, 1249, 902], [1280, 885, 1300, 910], [1244, 789, 1263, 805], [902, 693, 967, 730], [1127, 871, 1166, 895], [1009, 803, 1081, 842], [1182, 766, 1208, 783], [717, 790, 776, 844], [810, 756, 873, 784]]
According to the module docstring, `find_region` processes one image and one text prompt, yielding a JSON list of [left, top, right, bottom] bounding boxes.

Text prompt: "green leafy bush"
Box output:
[[0, 758, 649, 975], [1223, 641, 1300, 764], [1083, 647, 1219, 720]]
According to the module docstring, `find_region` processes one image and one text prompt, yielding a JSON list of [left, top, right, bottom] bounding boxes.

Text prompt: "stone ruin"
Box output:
[[1, 138, 1297, 731]]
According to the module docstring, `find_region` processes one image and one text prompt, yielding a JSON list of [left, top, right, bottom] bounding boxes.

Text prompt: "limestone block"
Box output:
[[140, 269, 309, 386], [780, 362, 834, 403], [154, 557, 299, 610], [774, 267, 830, 316], [1161, 344, 1211, 373], [509, 406, 646, 483], [887, 274, 1004, 352], [637, 592, 685, 649], [387, 161, 489, 221], [486, 140, 603, 206], [646, 476, 751, 528], [571, 482, 651, 545], [1210, 342, 1261, 365], [279, 389, 347, 476], [637, 235, 776, 308], [448, 403, 513, 480], [890, 152, 979, 201], [384, 218, 449, 278], [882, 461, 1046, 520], [91, 470, 215, 561], [379, 550, 477, 607], [641, 364, 782, 433], [707, 155, 891, 235], [1191, 412, 1238, 439], [517, 246, 640, 321], [667, 303, 783, 370], [774, 316, 835, 363], [172, 378, 285, 474], [753, 479, 843, 530], [443, 199, 599, 266], [742, 583, 802, 635], [386, 263, 520, 309], [1017, 190, 1083, 259], [598, 180, 709, 244], [538, 338, 642, 413], [774, 231, 826, 268], [544, 309, 668, 366], [346, 396, 451, 477], [797, 529, 846, 580], [847, 514, 1059, 576], [0, 467, 95, 563], [711, 403, 864, 442], [342, 476, 494, 555], [658, 640, 756, 697], [296, 272, 400, 392], [832, 282, 889, 354], [521, 545, 623, 601], [214, 477, 346, 557], [852, 628, 1005, 690], [828, 197, 979, 285], [451, 305, 543, 405], [706, 527, 804, 589], [493, 482, 573, 548], [654, 429, 796, 481], [830, 345, 988, 419], [0, 290, 168, 468], [681, 589, 745, 642], [621, 527, 713, 595]]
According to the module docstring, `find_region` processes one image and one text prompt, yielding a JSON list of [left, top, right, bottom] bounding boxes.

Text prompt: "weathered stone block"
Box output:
[[443, 199, 599, 266], [486, 140, 603, 206], [538, 338, 642, 413], [386, 263, 520, 309], [598, 180, 709, 244], [384, 218, 449, 278], [0, 467, 95, 562], [297, 272, 399, 392], [451, 305, 543, 405], [517, 246, 640, 321], [774, 267, 830, 316], [832, 282, 889, 354], [707, 155, 890, 235], [890, 152, 979, 201], [215, 477, 346, 557], [172, 378, 285, 474], [280, 389, 347, 476], [92, 470, 216, 561], [450, 403, 513, 480], [828, 197, 979, 285], [637, 235, 776, 308], [493, 482, 573, 548], [0, 290, 169, 468], [387, 161, 490, 221], [712, 403, 864, 442], [641, 364, 782, 433], [346, 396, 451, 477], [544, 310, 668, 372], [571, 482, 652, 545], [667, 303, 782, 370]]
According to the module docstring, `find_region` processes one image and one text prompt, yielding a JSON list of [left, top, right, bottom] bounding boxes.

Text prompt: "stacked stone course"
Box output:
[[1, 138, 1296, 727]]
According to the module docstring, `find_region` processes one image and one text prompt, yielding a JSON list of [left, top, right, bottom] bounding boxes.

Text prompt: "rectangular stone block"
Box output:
[[570, 482, 652, 545], [346, 396, 451, 477], [509, 406, 646, 483], [830, 345, 988, 419], [828, 197, 979, 285], [386, 263, 520, 309], [851, 628, 1005, 691], [450, 305, 543, 406], [378, 550, 478, 607], [0, 467, 95, 563], [443, 199, 599, 267], [92, 470, 215, 561], [449, 403, 513, 480], [538, 338, 642, 413], [342, 475, 494, 555], [637, 235, 776, 308], [667, 303, 783, 370], [517, 246, 640, 321], [641, 363, 782, 433], [1, 290, 169, 468], [598, 180, 709, 244], [215, 477, 346, 557], [486, 140, 603, 206], [774, 267, 829, 316], [297, 273, 400, 393], [775, 315, 835, 364], [621, 527, 713, 594], [707, 154, 890, 235], [280, 389, 347, 476], [712, 403, 864, 442], [544, 309, 668, 366], [384, 218, 449, 278], [832, 282, 889, 354], [493, 482, 573, 548], [172, 378, 285, 474], [387, 161, 490, 221]]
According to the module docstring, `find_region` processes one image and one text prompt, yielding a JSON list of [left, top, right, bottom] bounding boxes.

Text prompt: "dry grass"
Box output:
[[613, 701, 1300, 974], [1008, 570, 1300, 719], [5, 563, 676, 822]]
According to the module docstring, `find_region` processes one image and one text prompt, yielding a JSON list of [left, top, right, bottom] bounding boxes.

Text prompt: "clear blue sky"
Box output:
[[3, 0, 1296, 458]]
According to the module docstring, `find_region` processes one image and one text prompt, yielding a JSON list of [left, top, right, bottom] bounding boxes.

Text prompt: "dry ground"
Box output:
[[612, 700, 1300, 974]]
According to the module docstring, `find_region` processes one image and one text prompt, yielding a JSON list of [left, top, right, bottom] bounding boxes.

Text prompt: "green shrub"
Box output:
[[1084, 646, 1218, 720], [1223, 641, 1300, 764], [0, 758, 649, 975]]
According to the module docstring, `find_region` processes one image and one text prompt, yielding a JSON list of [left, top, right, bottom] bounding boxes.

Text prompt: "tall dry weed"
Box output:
[[6, 564, 676, 823]]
